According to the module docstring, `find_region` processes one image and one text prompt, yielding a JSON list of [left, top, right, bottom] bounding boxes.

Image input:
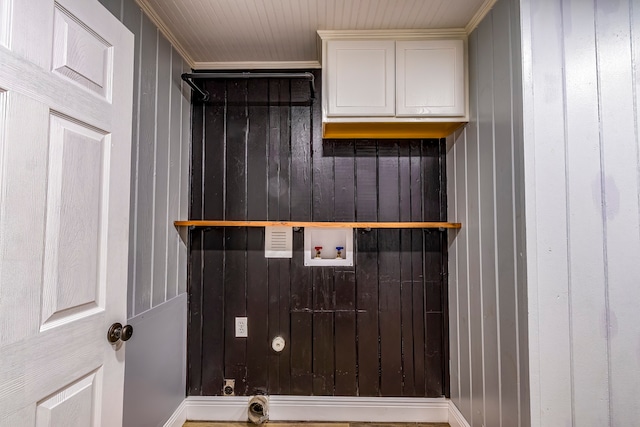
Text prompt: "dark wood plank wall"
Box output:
[[188, 70, 448, 397]]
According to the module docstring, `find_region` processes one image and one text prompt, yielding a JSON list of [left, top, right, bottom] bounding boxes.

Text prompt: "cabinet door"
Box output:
[[326, 40, 395, 116], [396, 39, 465, 116]]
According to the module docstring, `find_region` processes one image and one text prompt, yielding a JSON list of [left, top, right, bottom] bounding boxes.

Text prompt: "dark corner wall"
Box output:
[[98, 1, 190, 426], [447, 0, 529, 426], [188, 71, 450, 397]]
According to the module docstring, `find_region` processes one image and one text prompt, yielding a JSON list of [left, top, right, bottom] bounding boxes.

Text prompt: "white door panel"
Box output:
[[52, 6, 113, 99], [0, 92, 50, 346], [0, 0, 134, 425], [7, 0, 54, 69]]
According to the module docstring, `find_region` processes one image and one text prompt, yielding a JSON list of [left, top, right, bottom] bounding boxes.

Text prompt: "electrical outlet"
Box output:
[[235, 317, 248, 337], [223, 379, 235, 396]]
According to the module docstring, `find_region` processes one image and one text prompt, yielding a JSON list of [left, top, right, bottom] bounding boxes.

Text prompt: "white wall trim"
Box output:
[[464, 0, 498, 34], [448, 400, 472, 427], [163, 396, 473, 425], [317, 29, 468, 41], [192, 61, 321, 70], [163, 399, 187, 427], [135, 0, 195, 68]]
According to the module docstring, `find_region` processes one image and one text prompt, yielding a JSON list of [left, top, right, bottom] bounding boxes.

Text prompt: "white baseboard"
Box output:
[[448, 400, 471, 427], [163, 399, 187, 427], [163, 395, 473, 426]]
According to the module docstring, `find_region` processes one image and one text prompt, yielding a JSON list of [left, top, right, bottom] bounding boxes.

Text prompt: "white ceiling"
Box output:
[[136, 0, 496, 69]]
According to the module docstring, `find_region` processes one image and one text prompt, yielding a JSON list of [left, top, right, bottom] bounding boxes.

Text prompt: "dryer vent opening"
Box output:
[[247, 395, 269, 425]]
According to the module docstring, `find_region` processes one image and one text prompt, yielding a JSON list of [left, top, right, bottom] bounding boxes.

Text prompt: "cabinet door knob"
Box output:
[[107, 322, 134, 343]]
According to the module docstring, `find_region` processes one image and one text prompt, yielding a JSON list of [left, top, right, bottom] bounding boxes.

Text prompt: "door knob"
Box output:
[[107, 322, 133, 344]]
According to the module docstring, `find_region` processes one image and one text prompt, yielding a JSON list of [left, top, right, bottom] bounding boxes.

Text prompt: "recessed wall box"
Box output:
[[303, 227, 354, 266]]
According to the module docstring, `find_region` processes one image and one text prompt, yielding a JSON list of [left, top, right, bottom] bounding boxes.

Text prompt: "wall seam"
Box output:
[[558, 1, 575, 425], [490, 14, 503, 425], [164, 46, 173, 302], [473, 26, 487, 427], [505, 1, 523, 425], [592, 1, 613, 424], [149, 28, 159, 308]]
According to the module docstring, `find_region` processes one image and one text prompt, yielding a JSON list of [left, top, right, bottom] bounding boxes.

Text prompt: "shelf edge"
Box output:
[[174, 220, 462, 229]]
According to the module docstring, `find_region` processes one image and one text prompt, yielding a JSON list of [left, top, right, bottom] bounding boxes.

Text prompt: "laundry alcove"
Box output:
[[187, 71, 450, 398]]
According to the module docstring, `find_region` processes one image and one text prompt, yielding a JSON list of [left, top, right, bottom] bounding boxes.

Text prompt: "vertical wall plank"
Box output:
[[596, 1, 640, 424], [422, 140, 445, 396], [177, 59, 190, 297], [152, 34, 171, 307], [355, 141, 380, 396], [133, 15, 158, 315], [378, 142, 403, 396], [477, 15, 502, 427], [410, 141, 426, 397], [289, 78, 313, 395], [166, 47, 183, 300], [199, 81, 226, 396], [399, 142, 415, 396], [334, 270, 357, 395], [510, 0, 529, 422], [187, 99, 205, 395], [310, 78, 335, 396], [446, 134, 460, 404], [492, 1, 519, 426], [266, 80, 283, 393], [246, 79, 269, 394], [526, 0, 573, 425], [465, 27, 485, 427], [223, 80, 249, 394], [333, 141, 356, 221], [454, 122, 471, 417], [560, 0, 610, 422]]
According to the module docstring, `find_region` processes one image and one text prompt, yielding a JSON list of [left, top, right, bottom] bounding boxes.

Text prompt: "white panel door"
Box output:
[[0, 0, 134, 425], [396, 39, 465, 116], [326, 39, 395, 116]]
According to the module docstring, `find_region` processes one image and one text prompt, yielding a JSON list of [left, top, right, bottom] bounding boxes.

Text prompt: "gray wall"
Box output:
[[98, 1, 190, 426], [447, 0, 530, 426], [520, 0, 640, 425]]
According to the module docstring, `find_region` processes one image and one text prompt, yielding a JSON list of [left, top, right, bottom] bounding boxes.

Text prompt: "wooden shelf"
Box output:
[[174, 220, 461, 229]]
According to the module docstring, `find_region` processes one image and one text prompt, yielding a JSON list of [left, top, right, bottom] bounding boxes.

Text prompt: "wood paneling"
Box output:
[[99, 0, 191, 317], [518, 0, 640, 425], [189, 70, 448, 397], [136, 0, 489, 66], [447, 0, 529, 426]]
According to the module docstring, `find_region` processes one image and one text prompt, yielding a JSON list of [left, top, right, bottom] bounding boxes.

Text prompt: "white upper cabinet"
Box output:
[[318, 31, 468, 138], [322, 34, 467, 120], [326, 40, 395, 116], [396, 40, 465, 116]]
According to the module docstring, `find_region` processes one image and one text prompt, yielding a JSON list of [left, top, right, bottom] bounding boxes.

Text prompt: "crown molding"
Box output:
[[465, 0, 498, 33], [317, 28, 467, 41], [135, 1, 494, 70], [192, 61, 321, 71], [135, 0, 195, 69]]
